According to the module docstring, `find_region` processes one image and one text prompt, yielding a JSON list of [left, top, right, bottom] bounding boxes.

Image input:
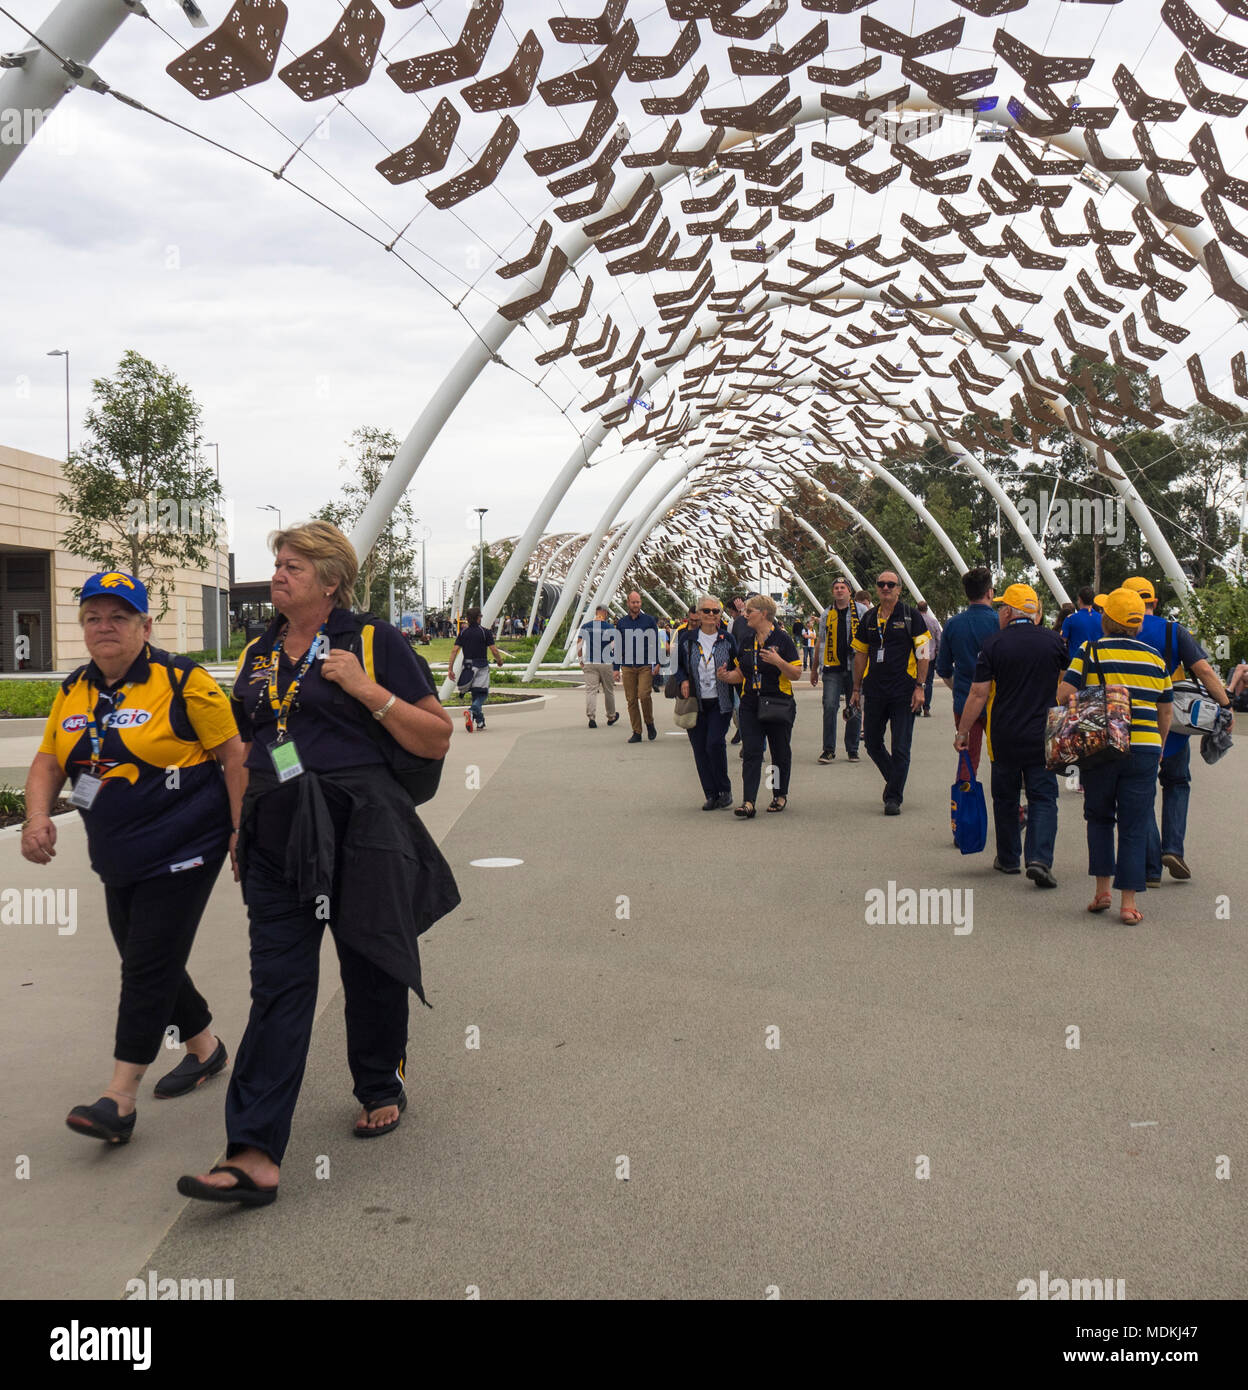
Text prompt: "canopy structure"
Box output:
[[5, 0, 1246, 655]]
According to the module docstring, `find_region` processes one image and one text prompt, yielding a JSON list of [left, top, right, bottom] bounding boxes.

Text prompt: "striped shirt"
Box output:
[[1064, 637, 1173, 749]]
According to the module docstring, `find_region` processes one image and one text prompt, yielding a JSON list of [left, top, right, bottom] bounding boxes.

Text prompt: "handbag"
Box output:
[[757, 695, 795, 724], [673, 696, 699, 729], [949, 750, 987, 855], [1044, 640, 1131, 770], [1165, 622, 1220, 736]]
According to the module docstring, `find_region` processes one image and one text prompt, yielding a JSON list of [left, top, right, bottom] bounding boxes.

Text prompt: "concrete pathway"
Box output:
[[1, 686, 1242, 1299]]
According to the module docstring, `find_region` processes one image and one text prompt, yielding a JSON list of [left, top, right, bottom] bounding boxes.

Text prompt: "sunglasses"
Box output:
[[700, 607, 722, 614], [877, 580, 897, 589]]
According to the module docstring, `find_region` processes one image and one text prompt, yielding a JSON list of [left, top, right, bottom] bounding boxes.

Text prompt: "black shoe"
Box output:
[[818, 750, 835, 764], [884, 800, 901, 816], [1026, 863, 1057, 889], [627, 733, 641, 744], [606, 713, 620, 726], [922, 709, 931, 717], [154, 1038, 228, 1099], [993, 857, 1021, 874], [646, 723, 657, 740], [847, 753, 860, 763], [588, 718, 597, 728], [1162, 853, 1191, 880], [66, 1096, 135, 1144], [730, 732, 742, 745], [701, 797, 717, 811], [715, 792, 733, 809]]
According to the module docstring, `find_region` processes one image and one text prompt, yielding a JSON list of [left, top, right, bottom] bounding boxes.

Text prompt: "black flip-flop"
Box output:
[[176, 1165, 278, 1207], [153, 1038, 228, 1098], [353, 1091, 407, 1139]]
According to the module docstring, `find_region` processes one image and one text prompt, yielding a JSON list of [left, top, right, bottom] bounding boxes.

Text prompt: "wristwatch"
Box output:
[[372, 694, 397, 721]]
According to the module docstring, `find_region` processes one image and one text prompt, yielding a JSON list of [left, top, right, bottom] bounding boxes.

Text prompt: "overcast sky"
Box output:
[[2, 0, 1244, 605]]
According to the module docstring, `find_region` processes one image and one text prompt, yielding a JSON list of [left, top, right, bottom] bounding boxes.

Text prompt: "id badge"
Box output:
[[269, 738, 304, 782], [876, 644, 885, 663], [70, 772, 104, 810]]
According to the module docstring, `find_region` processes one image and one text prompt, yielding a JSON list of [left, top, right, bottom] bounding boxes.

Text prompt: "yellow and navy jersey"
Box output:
[[38, 644, 236, 885], [1064, 637, 1173, 748], [852, 603, 929, 695], [728, 625, 799, 701]]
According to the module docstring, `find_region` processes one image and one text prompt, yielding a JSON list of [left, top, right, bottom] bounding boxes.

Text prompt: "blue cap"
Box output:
[[80, 571, 148, 614]]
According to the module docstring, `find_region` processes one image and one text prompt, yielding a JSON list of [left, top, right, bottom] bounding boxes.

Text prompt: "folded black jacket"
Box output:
[[239, 765, 460, 1005]]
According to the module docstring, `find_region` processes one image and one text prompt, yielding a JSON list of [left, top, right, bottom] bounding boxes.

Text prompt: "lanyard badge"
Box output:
[[264, 623, 327, 780], [72, 683, 129, 810]]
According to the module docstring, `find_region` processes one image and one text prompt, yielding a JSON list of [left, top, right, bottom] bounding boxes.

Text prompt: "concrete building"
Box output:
[[0, 443, 229, 673]]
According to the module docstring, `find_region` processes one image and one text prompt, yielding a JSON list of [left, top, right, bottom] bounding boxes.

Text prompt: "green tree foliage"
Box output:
[[463, 542, 534, 623], [57, 350, 222, 618], [315, 427, 419, 617], [1186, 578, 1248, 667]]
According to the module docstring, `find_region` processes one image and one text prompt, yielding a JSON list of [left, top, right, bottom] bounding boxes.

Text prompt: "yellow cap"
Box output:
[[1123, 575, 1156, 604], [1094, 587, 1145, 628], [994, 583, 1039, 614]]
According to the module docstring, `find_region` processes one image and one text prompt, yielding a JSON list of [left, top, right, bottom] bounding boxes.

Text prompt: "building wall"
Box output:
[[0, 443, 229, 671]]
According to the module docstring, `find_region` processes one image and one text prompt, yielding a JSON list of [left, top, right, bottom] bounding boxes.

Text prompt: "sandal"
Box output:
[[176, 1165, 278, 1207], [353, 1091, 407, 1139], [1087, 892, 1113, 913], [766, 796, 788, 813], [733, 802, 756, 819], [1120, 907, 1143, 925], [66, 1095, 135, 1145]]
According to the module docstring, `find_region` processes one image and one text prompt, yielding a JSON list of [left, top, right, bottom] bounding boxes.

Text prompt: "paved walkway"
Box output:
[[1, 686, 1243, 1299]]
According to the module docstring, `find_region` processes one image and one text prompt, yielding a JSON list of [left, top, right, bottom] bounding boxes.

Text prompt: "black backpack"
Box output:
[[328, 614, 446, 807]]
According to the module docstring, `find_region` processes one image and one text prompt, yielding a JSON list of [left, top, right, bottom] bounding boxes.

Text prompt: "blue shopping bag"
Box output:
[[950, 750, 987, 855]]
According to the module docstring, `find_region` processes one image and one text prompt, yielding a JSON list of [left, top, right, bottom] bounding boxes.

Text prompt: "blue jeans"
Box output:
[[686, 699, 732, 799], [820, 667, 859, 755], [923, 663, 935, 712], [1145, 738, 1191, 878], [469, 688, 487, 725], [990, 761, 1058, 870], [862, 690, 915, 803], [1082, 746, 1162, 892]]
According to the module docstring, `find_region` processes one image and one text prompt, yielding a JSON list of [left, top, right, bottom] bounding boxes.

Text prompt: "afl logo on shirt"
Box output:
[[62, 709, 152, 731]]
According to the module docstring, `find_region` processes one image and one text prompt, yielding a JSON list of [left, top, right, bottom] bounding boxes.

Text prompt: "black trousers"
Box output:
[[740, 700, 793, 803], [104, 857, 222, 1064], [686, 698, 732, 799], [225, 821, 408, 1166], [862, 690, 916, 803]]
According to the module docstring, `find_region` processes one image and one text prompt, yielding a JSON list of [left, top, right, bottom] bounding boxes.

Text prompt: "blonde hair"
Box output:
[[1101, 614, 1139, 637], [745, 593, 776, 620], [270, 521, 358, 608]]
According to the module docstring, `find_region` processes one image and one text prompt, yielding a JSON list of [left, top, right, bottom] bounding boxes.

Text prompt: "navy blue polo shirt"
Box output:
[[232, 611, 434, 773], [614, 612, 661, 669], [937, 605, 1000, 714]]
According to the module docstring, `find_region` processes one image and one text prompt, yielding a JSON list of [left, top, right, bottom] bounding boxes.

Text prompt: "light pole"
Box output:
[[259, 504, 282, 531], [205, 441, 222, 663], [419, 524, 431, 633], [474, 508, 488, 611], [46, 349, 69, 461]]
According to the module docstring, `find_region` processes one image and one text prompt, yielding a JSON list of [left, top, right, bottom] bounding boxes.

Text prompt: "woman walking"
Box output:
[[1056, 587, 1173, 925], [677, 595, 737, 810], [22, 572, 244, 1144], [719, 595, 802, 817], [178, 522, 457, 1205]]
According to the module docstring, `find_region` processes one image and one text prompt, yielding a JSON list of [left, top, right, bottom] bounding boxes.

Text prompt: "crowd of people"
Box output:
[[18, 532, 1238, 1209], [580, 571, 1237, 923]]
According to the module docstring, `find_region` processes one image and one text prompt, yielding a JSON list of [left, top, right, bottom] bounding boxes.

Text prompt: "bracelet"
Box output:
[[21, 813, 52, 830], [372, 694, 397, 721]]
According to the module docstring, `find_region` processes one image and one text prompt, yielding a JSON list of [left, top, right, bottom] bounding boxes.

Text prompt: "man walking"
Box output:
[[1061, 586, 1102, 657], [935, 567, 999, 776], [1124, 576, 1235, 883], [955, 584, 1066, 887], [577, 603, 621, 730], [916, 601, 942, 716], [850, 572, 930, 814], [614, 590, 662, 743], [811, 577, 867, 764]]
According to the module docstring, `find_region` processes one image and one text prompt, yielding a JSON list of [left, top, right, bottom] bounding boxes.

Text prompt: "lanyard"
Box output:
[[698, 634, 717, 669], [83, 682, 131, 770], [751, 626, 774, 692], [267, 623, 326, 743]]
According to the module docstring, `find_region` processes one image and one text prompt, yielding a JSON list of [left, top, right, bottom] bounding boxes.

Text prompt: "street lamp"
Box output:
[[259, 504, 282, 530], [204, 443, 223, 664], [418, 524, 432, 633], [474, 507, 488, 611], [46, 349, 69, 462]]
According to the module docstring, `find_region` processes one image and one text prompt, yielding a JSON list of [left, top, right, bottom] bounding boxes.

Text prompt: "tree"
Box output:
[[57, 350, 222, 618], [464, 542, 534, 623], [316, 427, 420, 616]]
